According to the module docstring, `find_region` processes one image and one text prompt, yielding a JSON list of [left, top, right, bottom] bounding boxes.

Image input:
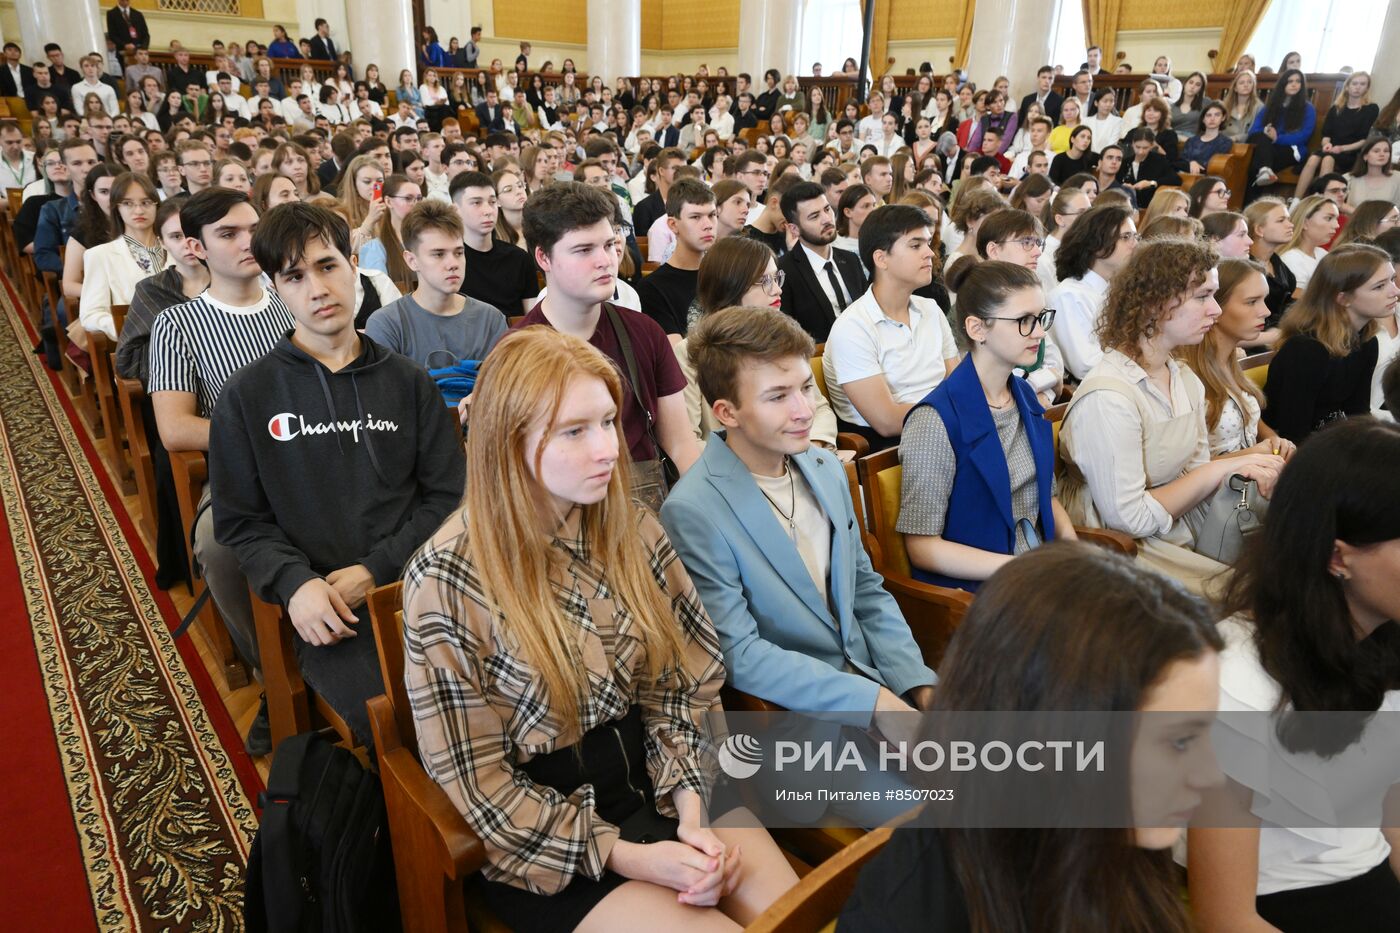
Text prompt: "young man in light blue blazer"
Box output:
[[660, 306, 935, 738]]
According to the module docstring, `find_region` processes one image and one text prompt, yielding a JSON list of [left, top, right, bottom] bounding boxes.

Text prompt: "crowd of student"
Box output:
[[16, 17, 1400, 929]]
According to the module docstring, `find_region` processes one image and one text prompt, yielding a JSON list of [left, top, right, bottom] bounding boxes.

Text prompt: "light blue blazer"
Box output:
[[660, 434, 935, 726]]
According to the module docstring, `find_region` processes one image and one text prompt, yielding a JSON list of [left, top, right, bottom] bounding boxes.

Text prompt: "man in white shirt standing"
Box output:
[[71, 54, 118, 117], [1047, 203, 1138, 380], [0, 120, 37, 193], [822, 204, 959, 450]]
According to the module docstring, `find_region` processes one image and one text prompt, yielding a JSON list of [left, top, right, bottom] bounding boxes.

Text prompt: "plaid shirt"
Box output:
[[402, 507, 725, 895]]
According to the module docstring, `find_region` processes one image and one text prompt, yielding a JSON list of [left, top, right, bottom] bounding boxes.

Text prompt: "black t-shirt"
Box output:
[[1265, 252, 1297, 329], [635, 263, 699, 336], [838, 828, 971, 933], [459, 237, 540, 313], [632, 192, 665, 241], [743, 225, 788, 258]]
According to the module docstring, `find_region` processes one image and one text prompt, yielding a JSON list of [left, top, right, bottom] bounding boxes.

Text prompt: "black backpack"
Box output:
[[244, 732, 401, 933]]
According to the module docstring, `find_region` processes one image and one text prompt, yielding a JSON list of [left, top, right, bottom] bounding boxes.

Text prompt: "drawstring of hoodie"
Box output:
[[313, 364, 344, 456], [311, 349, 388, 485]]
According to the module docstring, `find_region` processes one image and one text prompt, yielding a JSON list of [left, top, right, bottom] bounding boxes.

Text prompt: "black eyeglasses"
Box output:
[[984, 309, 1056, 336]]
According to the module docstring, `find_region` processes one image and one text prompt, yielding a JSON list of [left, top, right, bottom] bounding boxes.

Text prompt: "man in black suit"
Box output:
[[652, 105, 680, 148], [474, 89, 507, 133], [106, 0, 150, 53], [44, 45, 79, 95], [776, 181, 867, 343], [308, 19, 339, 62], [1079, 46, 1109, 76], [0, 43, 32, 100], [1017, 65, 1062, 125]]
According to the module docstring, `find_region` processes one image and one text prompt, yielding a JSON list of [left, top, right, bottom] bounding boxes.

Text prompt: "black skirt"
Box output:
[[1255, 859, 1400, 933], [473, 705, 680, 933]]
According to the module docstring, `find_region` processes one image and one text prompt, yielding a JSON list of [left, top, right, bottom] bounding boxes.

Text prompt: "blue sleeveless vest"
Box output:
[[904, 356, 1056, 592]]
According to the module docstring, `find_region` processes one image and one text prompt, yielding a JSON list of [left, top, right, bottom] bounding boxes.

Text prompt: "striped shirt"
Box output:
[[147, 289, 293, 418]]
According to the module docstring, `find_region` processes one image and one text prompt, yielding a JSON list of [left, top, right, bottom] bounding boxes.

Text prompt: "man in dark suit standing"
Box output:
[[474, 89, 507, 133], [308, 19, 338, 62], [1079, 46, 1110, 76], [0, 43, 32, 100], [775, 181, 867, 343], [1017, 65, 1063, 125], [106, 0, 150, 53]]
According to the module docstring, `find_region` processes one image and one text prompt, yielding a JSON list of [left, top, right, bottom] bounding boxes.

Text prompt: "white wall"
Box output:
[[1112, 28, 1218, 77]]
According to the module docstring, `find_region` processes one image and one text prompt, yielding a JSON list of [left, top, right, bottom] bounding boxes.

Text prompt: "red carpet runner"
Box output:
[[0, 274, 260, 930]]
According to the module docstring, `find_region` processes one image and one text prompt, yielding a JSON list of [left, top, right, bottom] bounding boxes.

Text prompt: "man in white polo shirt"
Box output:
[[822, 203, 959, 451]]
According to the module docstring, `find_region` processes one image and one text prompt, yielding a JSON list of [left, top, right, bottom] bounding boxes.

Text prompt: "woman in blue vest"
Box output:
[[897, 261, 1076, 591]]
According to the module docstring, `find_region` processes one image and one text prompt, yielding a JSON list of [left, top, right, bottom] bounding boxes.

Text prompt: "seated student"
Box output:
[[841, 542, 1225, 933], [1278, 194, 1340, 291], [33, 137, 99, 367], [1180, 260, 1298, 459], [635, 178, 716, 338], [515, 182, 700, 508], [1201, 210, 1252, 261], [451, 170, 541, 314], [366, 200, 507, 369], [1246, 69, 1316, 195], [210, 202, 464, 748], [1036, 186, 1089, 295], [822, 204, 959, 451], [662, 304, 935, 719], [79, 170, 164, 341], [117, 195, 207, 385], [403, 326, 798, 931], [678, 236, 840, 448], [147, 188, 295, 754], [833, 182, 879, 256], [1047, 203, 1137, 380], [743, 171, 803, 258], [1117, 127, 1180, 208], [1189, 419, 1400, 933], [1244, 197, 1296, 346], [1048, 126, 1098, 186], [1058, 238, 1283, 595], [900, 261, 1076, 592], [1264, 244, 1396, 443], [776, 179, 867, 342], [1368, 228, 1400, 419]]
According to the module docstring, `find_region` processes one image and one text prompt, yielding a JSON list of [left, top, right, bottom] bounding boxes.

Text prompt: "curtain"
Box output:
[[954, 0, 977, 71], [1080, 0, 1123, 69], [1217, 0, 1275, 72]]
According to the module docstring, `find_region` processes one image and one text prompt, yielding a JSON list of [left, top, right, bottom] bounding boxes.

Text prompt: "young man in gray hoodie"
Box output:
[[209, 202, 465, 747]]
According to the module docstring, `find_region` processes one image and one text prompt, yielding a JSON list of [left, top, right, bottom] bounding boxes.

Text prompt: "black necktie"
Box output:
[[824, 260, 848, 312]]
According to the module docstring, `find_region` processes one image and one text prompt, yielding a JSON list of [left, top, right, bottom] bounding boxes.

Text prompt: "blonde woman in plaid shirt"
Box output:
[[403, 326, 798, 932]]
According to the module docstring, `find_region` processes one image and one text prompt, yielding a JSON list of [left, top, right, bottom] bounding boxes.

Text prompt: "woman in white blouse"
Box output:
[[1087, 90, 1123, 154], [1279, 194, 1340, 290], [1188, 418, 1400, 932], [1058, 238, 1284, 595], [79, 172, 166, 342], [1179, 259, 1297, 458]]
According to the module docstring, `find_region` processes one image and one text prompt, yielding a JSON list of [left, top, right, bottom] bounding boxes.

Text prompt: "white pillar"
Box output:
[[16, 0, 103, 66], [739, 0, 805, 82], [588, 0, 640, 80], [1372, 2, 1400, 111], [345, 0, 416, 86], [965, 0, 1057, 104]]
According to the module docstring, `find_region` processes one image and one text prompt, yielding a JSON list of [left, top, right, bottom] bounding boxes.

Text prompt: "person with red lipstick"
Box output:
[[636, 178, 717, 339]]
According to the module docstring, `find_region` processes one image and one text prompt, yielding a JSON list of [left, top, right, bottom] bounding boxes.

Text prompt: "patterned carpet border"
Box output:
[[0, 275, 258, 931]]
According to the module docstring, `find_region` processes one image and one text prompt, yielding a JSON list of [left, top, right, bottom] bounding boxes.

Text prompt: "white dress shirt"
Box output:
[[71, 79, 119, 117], [0, 154, 39, 192], [856, 114, 883, 146], [801, 242, 852, 313], [1048, 268, 1110, 380], [1036, 234, 1060, 296], [822, 288, 959, 427], [317, 101, 351, 125], [1088, 114, 1123, 153], [222, 93, 250, 119], [709, 109, 734, 141], [1008, 145, 1052, 179]]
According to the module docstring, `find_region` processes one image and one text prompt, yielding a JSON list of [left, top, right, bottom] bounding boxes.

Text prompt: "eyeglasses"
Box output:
[[742, 168, 770, 178], [755, 270, 786, 294], [118, 199, 156, 210], [984, 309, 1056, 336], [1211, 187, 1231, 198], [998, 235, 1044, 251], [389, 194, 422, 203]]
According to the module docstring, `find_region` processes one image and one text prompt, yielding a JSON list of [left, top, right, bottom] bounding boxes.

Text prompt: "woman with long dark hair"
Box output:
[[1189, 418, 1400, 932], [1293, 71, 1377, 199], [1246, 69, 1316, 195], [1264, 244, 1397, 442], [841, 541, 1224, 933]]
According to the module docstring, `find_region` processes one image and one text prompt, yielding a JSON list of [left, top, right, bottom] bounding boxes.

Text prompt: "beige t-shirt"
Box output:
[[753, 464, 831, 606]]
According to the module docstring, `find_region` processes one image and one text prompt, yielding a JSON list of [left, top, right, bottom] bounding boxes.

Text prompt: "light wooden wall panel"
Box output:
[[493, 0, 587, 45], [889, 0, 962, 41], [641, 0, 663, 49], [659, 0, 739, 50], [1118, 0, 1225, 32]]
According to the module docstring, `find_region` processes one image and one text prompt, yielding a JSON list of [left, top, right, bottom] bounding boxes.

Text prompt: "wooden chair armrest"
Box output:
[[720, 684, 786, 713], [1074, 526, 1139, 557], [836, 432, 869, 458], [879, 572, 973, 670], [170, 448, 208, 487], [375, 737, 487, 880]]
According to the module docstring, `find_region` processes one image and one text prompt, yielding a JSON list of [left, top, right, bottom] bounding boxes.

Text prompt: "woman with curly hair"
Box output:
[[1058, 237, 1285, 593]]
